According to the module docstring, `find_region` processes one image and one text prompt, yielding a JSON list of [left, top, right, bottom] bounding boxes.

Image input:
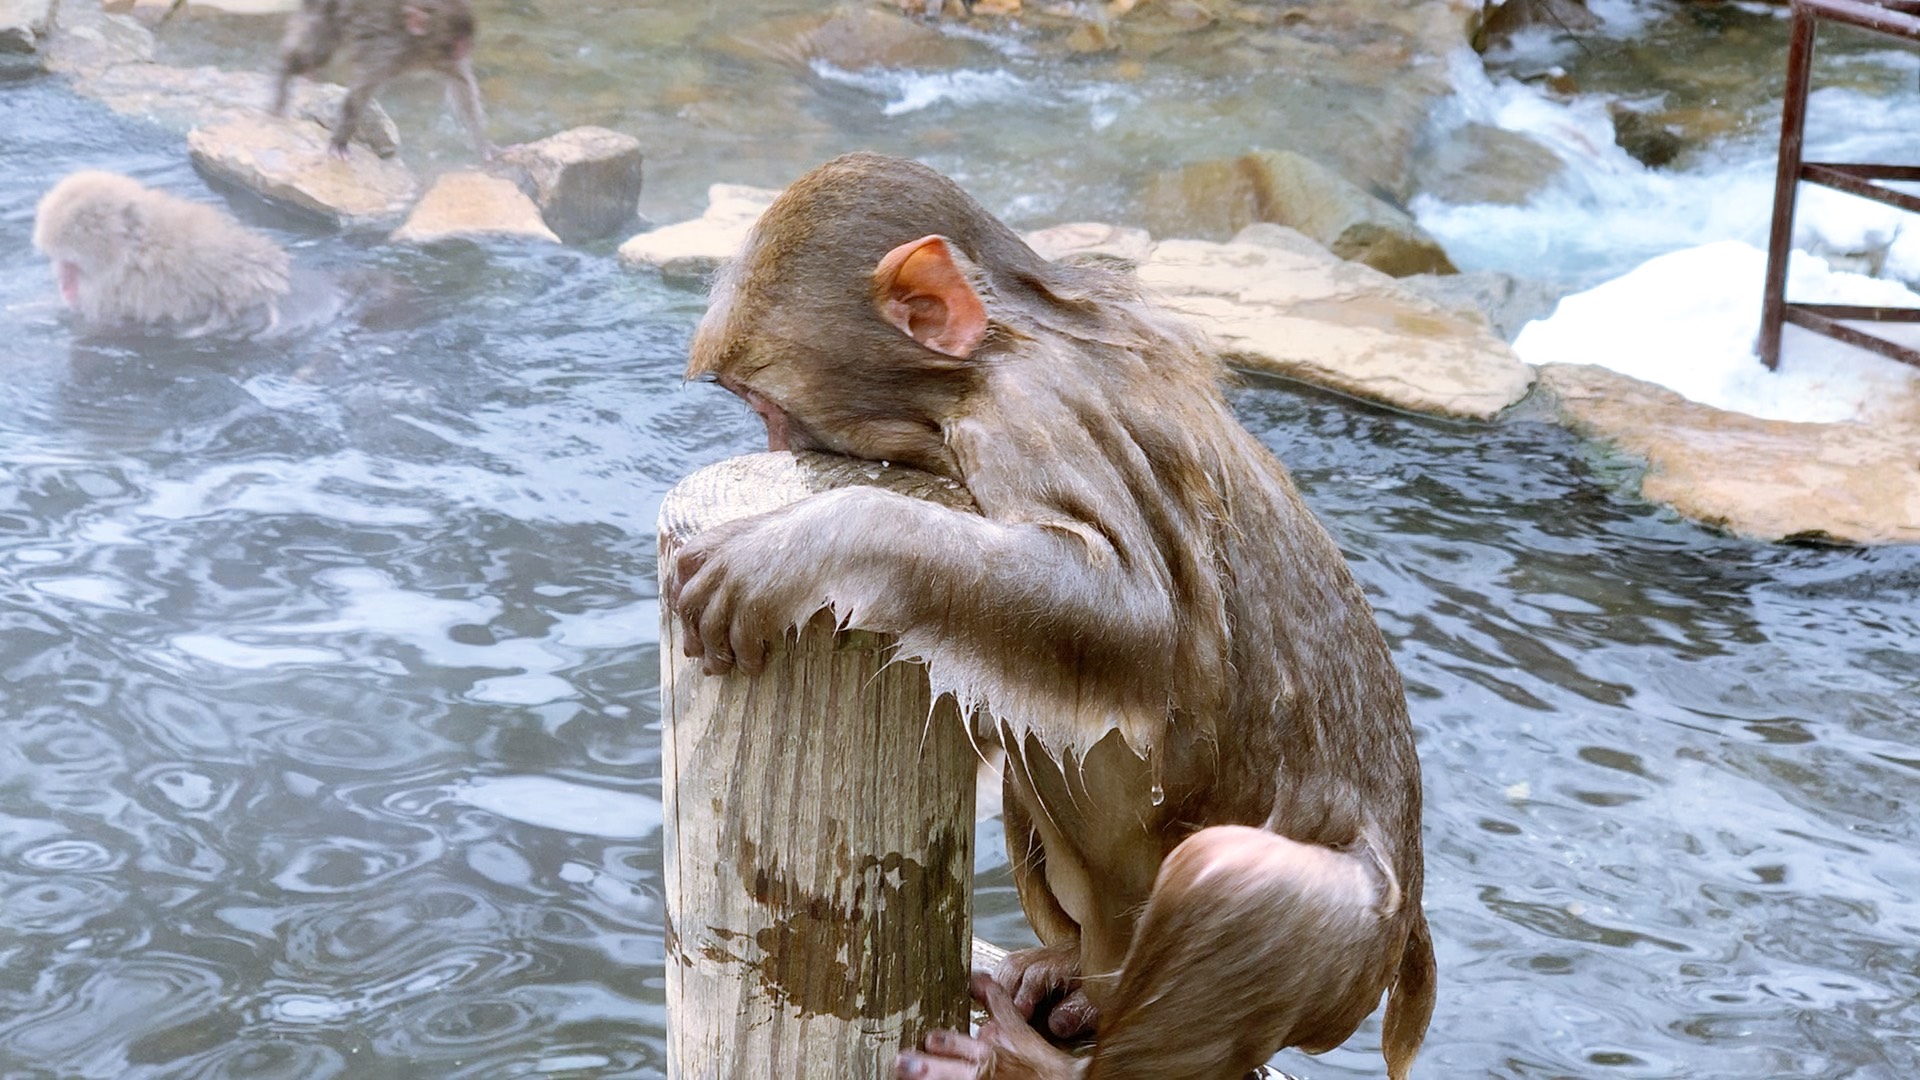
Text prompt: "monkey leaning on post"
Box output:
[[33, 171, 299, 339], [669, 151, 1437, 1080], [272, 0, 492, 159]]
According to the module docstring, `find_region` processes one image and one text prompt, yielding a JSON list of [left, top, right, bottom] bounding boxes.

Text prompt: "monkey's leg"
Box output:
[[328, 76, 384, 155], [272, 6, 340, 114], [995, 768, 1097, 1040], [1085, 825, 1410, 1080], [443, 61, 493, 158]]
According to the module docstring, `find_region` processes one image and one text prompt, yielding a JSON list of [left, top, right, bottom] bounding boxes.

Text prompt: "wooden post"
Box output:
[[658, 452, 977, 1080]]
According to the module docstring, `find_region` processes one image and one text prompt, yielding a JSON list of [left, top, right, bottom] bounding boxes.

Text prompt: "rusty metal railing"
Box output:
[[1757, 0, 1920, 370]]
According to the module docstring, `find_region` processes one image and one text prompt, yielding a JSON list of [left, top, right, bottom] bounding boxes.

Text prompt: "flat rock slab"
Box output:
[[617, 184, 779, 277], [1138, 225, 1532, 420], [0, 0, 54, 55], [392, 171, 561, 245], [1540, 364, 1920, 544], [72, 62, 400, 155], [41, 0, 151, 72], [189, 115, 418, 230], [1024, 222, 1157, 266]]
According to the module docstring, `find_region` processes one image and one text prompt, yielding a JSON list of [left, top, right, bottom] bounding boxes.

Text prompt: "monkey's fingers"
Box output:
[[686, 573, 738, 675], [895, 1027, 991, 1080], [1044, 989, 1096, 1039], [671, 546, 711, 611], [672, 573, 719, 666], [971, 971, 1026, 1029], [730, 620, 770, 676], [964, 974, 1083, 1076], [999, 944, 1078, 1020]]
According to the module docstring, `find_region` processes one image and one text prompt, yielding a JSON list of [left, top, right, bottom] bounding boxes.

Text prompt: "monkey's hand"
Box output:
[[999, 945, 1097, 1039], [897, 974, 1087, 1080], [671, 502, 843, 678]]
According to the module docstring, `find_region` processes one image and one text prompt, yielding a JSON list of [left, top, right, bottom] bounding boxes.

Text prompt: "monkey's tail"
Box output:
[[1381, 912, 1436, 1080]]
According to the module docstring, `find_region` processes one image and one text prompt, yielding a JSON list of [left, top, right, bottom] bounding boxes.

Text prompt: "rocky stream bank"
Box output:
[[6, 0, 1917, 544]]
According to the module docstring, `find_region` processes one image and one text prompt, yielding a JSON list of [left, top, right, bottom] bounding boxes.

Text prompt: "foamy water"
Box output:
[[1419, 16, 1920, 422]]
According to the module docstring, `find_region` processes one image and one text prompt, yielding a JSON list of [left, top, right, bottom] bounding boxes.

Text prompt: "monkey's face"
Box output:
[[33, 172, 146, 312], [714, 373, 827, 454], [687, 244, 976, 477]]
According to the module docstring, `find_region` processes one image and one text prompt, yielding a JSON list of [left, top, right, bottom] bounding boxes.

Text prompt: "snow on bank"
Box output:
[[1514, 240, 1920, 424]]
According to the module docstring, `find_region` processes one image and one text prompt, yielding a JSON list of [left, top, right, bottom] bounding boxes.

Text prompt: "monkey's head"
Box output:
[[688, 152, 1065, 477], [32, 171, 152, 311], [404, 1, 475, 61]]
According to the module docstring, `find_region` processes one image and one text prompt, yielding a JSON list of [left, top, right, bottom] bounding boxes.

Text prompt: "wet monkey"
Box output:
[[33, 171, 292, 337], [671, 152, 1436, 1080], [272, 0, 491, 158]]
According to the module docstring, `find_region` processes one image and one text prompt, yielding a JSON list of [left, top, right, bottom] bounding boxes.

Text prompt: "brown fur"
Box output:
[[673, 152, 1435, 1080], [273, 0, 490, 158], [33, 171, 291, 337]]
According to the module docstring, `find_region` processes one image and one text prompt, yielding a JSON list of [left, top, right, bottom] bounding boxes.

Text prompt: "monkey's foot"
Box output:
[[898, 975, 1087, 1080], [998, 944, 1097, 1038]]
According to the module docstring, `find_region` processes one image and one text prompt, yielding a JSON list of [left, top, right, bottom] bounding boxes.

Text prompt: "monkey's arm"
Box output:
[[670, 485, 1174, 677]]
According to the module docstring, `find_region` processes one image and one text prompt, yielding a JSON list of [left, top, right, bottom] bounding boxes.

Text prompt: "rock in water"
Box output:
[[493, 126, 644, 244]]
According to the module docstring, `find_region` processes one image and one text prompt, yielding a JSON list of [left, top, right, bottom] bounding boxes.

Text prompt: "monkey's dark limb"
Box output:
[[442, 63, 492, 158], [273, 0, 343, 115], [328, 76, 384, 153]]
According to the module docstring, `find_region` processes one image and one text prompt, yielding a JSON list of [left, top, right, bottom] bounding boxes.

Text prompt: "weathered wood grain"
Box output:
[[659, 451, 977, 1080]]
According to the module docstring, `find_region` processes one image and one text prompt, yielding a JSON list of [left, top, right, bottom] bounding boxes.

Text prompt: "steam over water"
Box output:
[[4, 4, 1920, 1077]]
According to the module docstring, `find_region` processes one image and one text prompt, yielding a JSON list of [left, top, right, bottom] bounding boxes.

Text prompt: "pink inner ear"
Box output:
[[873, 235, 987, 359], [404, 5, 430, 35]]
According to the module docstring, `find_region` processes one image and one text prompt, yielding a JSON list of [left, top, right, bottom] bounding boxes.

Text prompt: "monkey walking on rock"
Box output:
[[272, 0, 492, 159], [670, 152, 1437, 1080]]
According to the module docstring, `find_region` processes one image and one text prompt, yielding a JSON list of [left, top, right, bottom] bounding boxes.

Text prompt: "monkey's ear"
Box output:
[[403, 4, 430, 35], [872, 235, 987, 359]]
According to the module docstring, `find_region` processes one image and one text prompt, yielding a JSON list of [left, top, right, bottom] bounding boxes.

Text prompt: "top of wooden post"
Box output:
[[659, 450, 976, 544]]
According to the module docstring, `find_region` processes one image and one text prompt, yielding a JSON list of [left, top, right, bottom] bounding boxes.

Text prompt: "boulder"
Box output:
[[0, 0, 54, 56], [70, 63, 401, 155], [392, 172, 561, 245], [1139, 150, 1457, 277], [41, 0, 152, 74], [1475, 0, 1597, 47], [1539, 364, 1920, 544], [1135, 224, 1532, 419], [1609, 102, 1686, 169], [1396, 269, 1568, 343], [1414, 122, 1565, 207], [188, 115, 418, 230], [617, 184, 780, 278], [493, 126, 644, 244]]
